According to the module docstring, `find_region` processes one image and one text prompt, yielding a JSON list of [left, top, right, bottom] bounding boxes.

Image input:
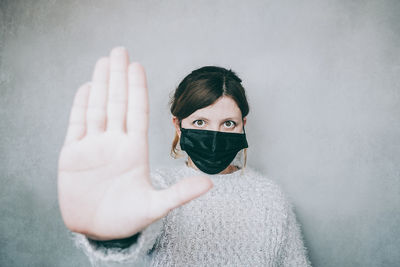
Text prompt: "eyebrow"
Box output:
[[190, 116, 241, 121]]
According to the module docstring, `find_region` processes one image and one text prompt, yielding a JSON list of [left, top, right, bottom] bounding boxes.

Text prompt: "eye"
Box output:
[[223, 120, 236, 129], [193, 120, 206, 127]]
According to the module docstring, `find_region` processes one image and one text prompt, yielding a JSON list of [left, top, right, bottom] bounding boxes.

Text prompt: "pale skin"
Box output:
[[58, 46, 245, 241]]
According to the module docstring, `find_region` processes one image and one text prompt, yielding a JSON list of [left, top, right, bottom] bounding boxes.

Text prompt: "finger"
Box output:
[[156, 176, 213, 214], [86, 57, 109, 135], [64, 83, 91, 145], [127, 62, 149, 136], [106, 46, 129, 132]]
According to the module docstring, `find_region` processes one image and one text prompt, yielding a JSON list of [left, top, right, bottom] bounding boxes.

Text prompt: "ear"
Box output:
[[172, 116, 181, 137], [243, 117, 247, 127]]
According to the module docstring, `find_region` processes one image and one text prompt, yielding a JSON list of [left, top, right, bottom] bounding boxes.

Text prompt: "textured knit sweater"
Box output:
[[71, 164, 312, 267]]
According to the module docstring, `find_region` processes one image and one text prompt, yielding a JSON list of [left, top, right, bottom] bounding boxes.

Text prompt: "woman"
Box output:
[[58, 47, 312, 266]]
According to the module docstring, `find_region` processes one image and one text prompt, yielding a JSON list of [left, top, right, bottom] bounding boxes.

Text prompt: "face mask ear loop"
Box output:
[[241, 119, 247, 174]]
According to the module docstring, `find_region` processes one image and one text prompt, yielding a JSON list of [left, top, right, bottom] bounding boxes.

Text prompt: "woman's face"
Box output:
[[173, 96, 246, 136]]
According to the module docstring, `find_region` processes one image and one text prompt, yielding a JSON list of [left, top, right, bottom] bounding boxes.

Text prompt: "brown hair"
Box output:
[[169, 66, 249, 167]]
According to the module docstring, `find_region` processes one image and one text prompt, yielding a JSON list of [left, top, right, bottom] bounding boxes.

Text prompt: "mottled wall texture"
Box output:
[[1, 0, 399, 266]]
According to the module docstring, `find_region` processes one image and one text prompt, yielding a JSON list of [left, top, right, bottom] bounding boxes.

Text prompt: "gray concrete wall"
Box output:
[[1, 0, 399, 266]]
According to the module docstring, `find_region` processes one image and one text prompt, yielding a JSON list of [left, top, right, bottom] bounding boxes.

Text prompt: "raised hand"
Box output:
[[57, 47, 213, 241]]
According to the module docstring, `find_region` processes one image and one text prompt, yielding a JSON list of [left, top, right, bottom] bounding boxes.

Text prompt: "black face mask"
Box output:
[[179, 126, 248, 175]]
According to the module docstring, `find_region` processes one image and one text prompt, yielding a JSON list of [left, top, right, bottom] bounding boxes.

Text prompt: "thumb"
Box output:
[[157, 176, 213, 213]]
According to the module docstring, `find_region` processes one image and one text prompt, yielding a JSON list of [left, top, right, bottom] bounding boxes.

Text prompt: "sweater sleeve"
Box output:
[[69, 170, 168, 266], [280, 200, 312, 267], [70, 219, 163, 266]]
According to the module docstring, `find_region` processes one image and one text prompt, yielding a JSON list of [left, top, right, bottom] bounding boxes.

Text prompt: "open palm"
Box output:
[[57, 47, 213, 241]]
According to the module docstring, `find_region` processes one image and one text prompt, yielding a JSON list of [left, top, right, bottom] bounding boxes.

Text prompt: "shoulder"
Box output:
[[241, 166, 288, 198], [149, 163, 187, 189], [242, 166, 293, 212]]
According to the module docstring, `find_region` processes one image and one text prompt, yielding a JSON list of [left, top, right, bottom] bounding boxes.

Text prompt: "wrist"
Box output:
[[87, 232, 141, 249]]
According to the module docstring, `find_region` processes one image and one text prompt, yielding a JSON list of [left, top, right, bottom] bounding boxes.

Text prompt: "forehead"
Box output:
[[188, 96, 242, 119]]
